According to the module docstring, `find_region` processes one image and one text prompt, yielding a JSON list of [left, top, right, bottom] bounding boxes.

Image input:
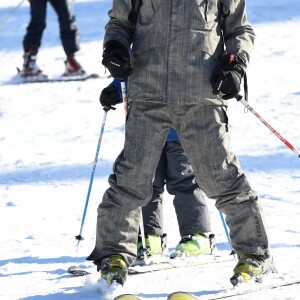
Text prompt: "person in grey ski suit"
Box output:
[[100, 79, 212, 243], [87, 0, 271, 271]]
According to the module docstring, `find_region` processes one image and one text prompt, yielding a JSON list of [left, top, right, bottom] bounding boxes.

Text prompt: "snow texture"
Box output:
[[0, 0, 299, 299]]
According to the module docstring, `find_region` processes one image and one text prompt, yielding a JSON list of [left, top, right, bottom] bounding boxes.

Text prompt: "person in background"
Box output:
[[21, 0, 85, 77], [99, 79, 215, 260]]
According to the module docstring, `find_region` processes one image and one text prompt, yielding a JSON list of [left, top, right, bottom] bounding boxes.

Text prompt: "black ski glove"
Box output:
[[211, 53, 246, 100], [99, 85, 121, 111], [102, 40, 133, 81]]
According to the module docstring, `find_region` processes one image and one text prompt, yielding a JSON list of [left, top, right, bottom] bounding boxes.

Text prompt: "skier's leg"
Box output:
[[87, 102, 171, 267], [23, 0, 47, 53], [142, 148, 167, 237], [175, 104, 270, 259], [49, 0, 79, 56], [164, 140, 213, 256], [165, 140, 212, 236], [136, 148, 168, 257], [21, 0, 47, 76]]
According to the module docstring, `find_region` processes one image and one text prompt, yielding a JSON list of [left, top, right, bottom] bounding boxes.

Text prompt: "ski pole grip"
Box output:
[[235, 94, 243, 101]]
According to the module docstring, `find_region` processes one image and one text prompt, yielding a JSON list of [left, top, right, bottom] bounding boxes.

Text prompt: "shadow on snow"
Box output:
[[0, 255, 87, 268], [0, 161, 113, 185], [0, 153, 298, 185]]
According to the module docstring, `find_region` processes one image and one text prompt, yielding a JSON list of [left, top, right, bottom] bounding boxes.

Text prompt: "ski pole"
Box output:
[[0, 0, 26, 29], [120, 79, 148, 258], [138, 208, 148, 259], [236, 95, 300, 158], [75, 110, 108, 251], [121, 81, 128, 116], [219, 211, 237, 260]]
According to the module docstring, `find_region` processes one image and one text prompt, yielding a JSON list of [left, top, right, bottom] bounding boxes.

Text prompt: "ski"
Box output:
[[67, 253, 232, 277], [9, 69, 109, 84], [205, 278, 300, 300], [12, 72, 100, 84], [40, 72, 100, 82], [112, 277, 300, 300], [128, 253, 233, 274], [131, 252, 170, 267]]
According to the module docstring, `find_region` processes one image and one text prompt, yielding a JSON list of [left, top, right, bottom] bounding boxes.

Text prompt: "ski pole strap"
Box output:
[[243, 72, 248, 102]]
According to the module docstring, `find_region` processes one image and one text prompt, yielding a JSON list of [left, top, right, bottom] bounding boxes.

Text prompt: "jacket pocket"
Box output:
[[194, 0, 218, 23]]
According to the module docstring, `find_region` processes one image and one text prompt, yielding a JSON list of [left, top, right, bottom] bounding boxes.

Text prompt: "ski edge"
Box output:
[[201, 277, 300, 300]]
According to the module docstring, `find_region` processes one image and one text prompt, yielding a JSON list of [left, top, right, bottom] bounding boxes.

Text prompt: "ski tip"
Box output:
[[167, 292, 198, 300], [67, 265, 91, 276], [114, 294, 141, 300], [67, 265, 78, 271]]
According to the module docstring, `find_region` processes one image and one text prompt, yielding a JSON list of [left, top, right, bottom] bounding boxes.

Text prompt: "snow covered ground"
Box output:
[[0, 0, 299, 299]]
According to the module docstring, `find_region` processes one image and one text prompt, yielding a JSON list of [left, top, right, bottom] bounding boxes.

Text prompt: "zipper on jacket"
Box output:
[[165, 1, 173, 102]]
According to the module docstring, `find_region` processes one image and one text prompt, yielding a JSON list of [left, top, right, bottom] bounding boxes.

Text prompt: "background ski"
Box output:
[[45, 73, 100, 82], [10, 72, 101, 84], [129, 253, 233, 274]]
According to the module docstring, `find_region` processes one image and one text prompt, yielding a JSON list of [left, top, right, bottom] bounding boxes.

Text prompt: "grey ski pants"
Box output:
[[87, 102, 270, 266], [143, 140, 211, 237]]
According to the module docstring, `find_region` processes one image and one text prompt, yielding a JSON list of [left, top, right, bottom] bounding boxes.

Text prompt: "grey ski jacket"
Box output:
[[103, 0, 255, 106]]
